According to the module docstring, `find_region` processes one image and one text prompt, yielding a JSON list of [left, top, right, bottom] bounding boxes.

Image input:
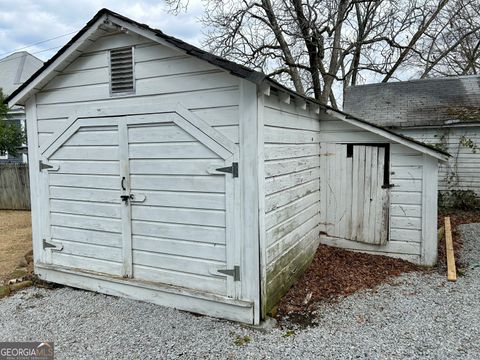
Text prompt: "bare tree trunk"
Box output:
[[350, 3, 365, 86], [320, 0, 350, 105], [291, 0, 322, 99], [261, 0, 305, 94]]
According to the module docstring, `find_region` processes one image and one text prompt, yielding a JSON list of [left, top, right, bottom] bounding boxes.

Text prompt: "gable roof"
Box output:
[[0, 51, 43, 96], [5, 8, 449, 161], [6, 8, 267, 105], [344, 75, 480, 128]]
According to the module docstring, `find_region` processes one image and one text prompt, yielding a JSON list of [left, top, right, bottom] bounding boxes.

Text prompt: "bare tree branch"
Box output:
[[166, 0, 480, 107]]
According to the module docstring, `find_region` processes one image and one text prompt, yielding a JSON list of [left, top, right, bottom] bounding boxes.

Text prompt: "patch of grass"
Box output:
[[9, 268, 28, 279], [0, 211, 32, 282], [233, 335, 251, 346], [282, 330, 295, 338], [31, 292, 44, 299]]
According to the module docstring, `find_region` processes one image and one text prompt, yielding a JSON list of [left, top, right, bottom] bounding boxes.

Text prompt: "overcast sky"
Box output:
[[0, 0, 205, 61]]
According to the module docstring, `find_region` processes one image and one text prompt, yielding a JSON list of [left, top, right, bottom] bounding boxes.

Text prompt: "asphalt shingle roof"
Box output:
[[344, 76, 480, 128]]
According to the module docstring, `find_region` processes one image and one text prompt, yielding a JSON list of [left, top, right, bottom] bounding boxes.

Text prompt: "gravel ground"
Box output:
[[458, 223, 480, 268], [1, 226, 479, 359]]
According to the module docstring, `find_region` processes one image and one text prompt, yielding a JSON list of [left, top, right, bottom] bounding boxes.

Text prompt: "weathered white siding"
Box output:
[[400, 127, 480, 195], [262, 93, 321, 310], [319, 117, 438, 265], [36, 32, 240, 148], [28, 29, 260, 324], [47, 126, 123, 275], [35, 31, 242, 282], [261, 100, 440, 311]]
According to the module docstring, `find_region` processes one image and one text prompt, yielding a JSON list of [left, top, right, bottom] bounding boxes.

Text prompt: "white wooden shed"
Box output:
[[7, 9, 449, 324]]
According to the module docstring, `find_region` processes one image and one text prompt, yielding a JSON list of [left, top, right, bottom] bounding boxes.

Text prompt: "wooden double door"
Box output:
[[39, 112, 240, 299]]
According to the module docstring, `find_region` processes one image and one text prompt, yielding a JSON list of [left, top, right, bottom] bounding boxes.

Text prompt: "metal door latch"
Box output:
[[120, 194, 134, 204], [381, 184, 395, 189]]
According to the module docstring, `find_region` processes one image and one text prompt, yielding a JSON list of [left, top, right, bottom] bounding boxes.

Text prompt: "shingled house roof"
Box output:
[[344, 75, 480, 128], [0, 52, 42, 96]]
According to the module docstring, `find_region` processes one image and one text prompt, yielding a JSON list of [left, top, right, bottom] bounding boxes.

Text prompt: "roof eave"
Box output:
[[325, 109, 450, 162], [262, 79, 450, 162], [6, 11, 110, 107], [398, 121, 480, 129]]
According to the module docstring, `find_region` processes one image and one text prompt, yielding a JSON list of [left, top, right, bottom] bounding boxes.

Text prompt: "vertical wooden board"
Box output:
[[238, 79, 258, 310], [337, 144, 347, 239], [319, 143, 328, 234], [225, 155, 237, 298], [26, 97, 44, 264], [377, 147, 389, 244], [369, 148, 379, 244], [324, 143, 331, 234], [326, 143, 336, 236], [345, 153, 353, 240], [332, 143, 340, 236], [445, 216, 457, 281], [362, 146, 372, 242], [355, 146, 366, 241], [43, 167, 53, 265], [351, 146, 360, 241], [374, 148, 383, 244], [119, 120, 133, 278], [257, 91, 266, 323]]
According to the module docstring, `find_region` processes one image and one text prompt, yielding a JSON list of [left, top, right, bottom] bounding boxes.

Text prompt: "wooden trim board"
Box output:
[[444, 217, 457, 281], [239, 79, 261, 323], [36, 263, 255, 323], [325, 109, 449, 162]]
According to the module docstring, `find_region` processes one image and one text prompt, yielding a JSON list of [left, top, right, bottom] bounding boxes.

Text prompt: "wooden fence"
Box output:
[[0, 164, 30, 210]]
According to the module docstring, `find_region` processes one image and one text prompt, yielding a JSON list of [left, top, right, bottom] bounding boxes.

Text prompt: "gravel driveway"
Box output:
[[1, 224, 479, 360]]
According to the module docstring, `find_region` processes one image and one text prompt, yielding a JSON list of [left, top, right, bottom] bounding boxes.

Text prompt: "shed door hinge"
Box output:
[[216, 162, 238, 178], [39, 161, 53, 171], [218, 266, 240, 281], [43, 239, 63, 251]]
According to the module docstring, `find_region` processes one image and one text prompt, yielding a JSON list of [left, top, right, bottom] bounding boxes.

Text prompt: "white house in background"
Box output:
[[345, 76, 480, 197], [7, 9, 448, 324], [0, 51, 43, 163]]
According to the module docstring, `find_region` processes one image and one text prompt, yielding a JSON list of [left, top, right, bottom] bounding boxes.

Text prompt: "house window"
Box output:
[[109, 47, 135, 95]]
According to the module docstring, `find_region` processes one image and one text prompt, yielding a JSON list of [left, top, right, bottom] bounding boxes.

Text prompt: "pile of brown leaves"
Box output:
[[277, 211, 480, 321], [277, 244, 422, 318]]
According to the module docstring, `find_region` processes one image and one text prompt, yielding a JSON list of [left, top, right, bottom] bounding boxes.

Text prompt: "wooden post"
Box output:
[[444, 217, 457, 281]]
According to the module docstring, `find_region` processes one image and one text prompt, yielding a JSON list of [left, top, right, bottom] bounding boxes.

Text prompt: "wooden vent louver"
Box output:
[[110, 47, 134, 94]]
